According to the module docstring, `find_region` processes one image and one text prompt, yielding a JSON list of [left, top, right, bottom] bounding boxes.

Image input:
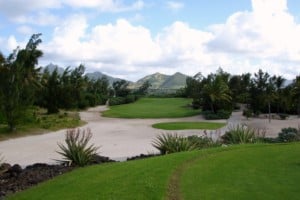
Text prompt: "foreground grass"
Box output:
[[152, 122, 226, 130], [181, 143, 300, 200], [0, 108, 84, 141], [102, 98, 200, 118], [7, 143, 300, 200], [7, 152, 200, 200]]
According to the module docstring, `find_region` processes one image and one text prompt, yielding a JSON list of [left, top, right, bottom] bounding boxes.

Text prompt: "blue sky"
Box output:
[[0, 0, 299, 81]]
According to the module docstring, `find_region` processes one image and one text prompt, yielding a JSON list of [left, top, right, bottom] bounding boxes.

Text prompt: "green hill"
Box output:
[[8, 143, 300, 200]]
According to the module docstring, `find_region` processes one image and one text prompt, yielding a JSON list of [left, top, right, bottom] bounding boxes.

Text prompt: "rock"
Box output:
[[0, 163, 11, 174], [92, 154, 115, 164], [8, 164, 22, 177]]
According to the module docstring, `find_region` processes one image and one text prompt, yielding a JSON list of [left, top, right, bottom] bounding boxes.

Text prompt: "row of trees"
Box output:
[[0, 34, 141, 131], [185, 68, 300, 119]]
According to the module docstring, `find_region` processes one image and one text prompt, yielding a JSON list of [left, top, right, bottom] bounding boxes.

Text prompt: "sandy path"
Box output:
[[0, 106, 220, 166], [0, 107, 298, 166]]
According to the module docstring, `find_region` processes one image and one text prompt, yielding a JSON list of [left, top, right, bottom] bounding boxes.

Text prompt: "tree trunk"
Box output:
[[268, 102, 271, 123]]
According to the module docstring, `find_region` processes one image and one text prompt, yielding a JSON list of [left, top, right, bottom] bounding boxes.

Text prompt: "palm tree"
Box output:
[[203, 75, 232, 113]]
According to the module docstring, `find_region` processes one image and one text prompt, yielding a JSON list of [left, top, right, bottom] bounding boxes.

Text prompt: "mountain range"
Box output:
[[43, 64, 188, 89]]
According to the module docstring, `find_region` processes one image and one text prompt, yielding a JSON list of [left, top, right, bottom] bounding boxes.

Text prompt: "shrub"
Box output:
[[222, 124, 265, 144], [278, 113, 289, 120], [278, 127, 300, 142], [187, 135, 221, 149], [202, 109, 232, 120], [152, 133, 197, 155], [242, 109, 253, 119], [57, 128, 100, 167]]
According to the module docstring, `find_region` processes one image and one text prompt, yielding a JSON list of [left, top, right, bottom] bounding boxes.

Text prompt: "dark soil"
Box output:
[[0, 155, 115, 199]]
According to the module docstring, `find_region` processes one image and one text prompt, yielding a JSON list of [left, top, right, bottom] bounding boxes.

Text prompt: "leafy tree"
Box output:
[[0, 34, 43, 131], [202, 74, 232, 113], [112, 80, 130, 97]]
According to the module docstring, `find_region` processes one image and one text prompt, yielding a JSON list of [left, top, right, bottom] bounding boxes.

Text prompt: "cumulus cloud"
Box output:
[[166, 1, 184, 12], [3, 0, 300, 80], [0, 0, 144, 20]]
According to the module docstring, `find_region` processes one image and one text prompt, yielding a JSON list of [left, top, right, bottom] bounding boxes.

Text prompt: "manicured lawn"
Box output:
[[102, 98, 200, 118], [181, 143, 300, 200], [7, 152, 200, 200], [7, 143, 300, 200], [152, 122, 226, 130]]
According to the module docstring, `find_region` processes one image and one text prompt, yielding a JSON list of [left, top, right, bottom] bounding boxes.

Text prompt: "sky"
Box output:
[[0, 0, 300, 81]]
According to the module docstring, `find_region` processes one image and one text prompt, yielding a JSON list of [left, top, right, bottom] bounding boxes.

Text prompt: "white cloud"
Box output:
[[0, 0, 144, 22], [17, 25, 34, 35], [4, 0, 300, 81], [166, 1, 184, 12]]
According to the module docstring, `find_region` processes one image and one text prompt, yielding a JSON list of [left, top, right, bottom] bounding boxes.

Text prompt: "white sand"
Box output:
[[0, 106, 299, 166]]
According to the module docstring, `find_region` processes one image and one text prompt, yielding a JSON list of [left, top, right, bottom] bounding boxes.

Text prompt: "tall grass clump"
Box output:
[[222, 124, 265, 144], [152, 133, 197, 154], [56, 128, 99, 167]]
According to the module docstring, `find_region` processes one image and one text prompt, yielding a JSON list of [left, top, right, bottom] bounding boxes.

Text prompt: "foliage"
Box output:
[[56, 128, 99, 167], [221, 124, 265, 144], [152, 122, 226, 130], [278, 127, 300, 142], [187, 135, 221, 149], [242, 109, 253, 119], [152, 133, 197, 154], [103, 98, 199, 118], [109, 95, 138, 106], [112, 80, 130, 97], [202, 109, 232, 119], [0, 34, 43, 131]]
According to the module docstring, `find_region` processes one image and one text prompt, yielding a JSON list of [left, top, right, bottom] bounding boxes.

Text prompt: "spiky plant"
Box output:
[[222, 124, 265, 144], [57, 128, 99, 167], [152, 133, 197, 155]]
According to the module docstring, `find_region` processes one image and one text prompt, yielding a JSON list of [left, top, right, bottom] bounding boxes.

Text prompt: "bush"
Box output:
[[152, 133, 197, 155], [56, 128, 100, 167], [278, 113, 289, 120], [242, 109, 253, 119], [222, 124, 265, 144], [187, 135, 221, 149], [278, 127, 300, 142], [109, 95, 138, 106], [202, 109, 232, 119]]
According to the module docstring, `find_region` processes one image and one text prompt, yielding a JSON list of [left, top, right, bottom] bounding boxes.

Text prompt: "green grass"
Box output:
[[7, 143, 300, 200], [102, 98, 200, 118], [181, 143, 300, 200], [152, 122, 226, 130], [0, 108, 85, 141], [7, 152, 200, 200]]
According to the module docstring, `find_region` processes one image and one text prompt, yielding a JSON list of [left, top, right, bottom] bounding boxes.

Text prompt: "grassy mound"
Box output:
[[7, 143, 300, 200], [102, 98, 200, 118], [152, 122, 226, 130]]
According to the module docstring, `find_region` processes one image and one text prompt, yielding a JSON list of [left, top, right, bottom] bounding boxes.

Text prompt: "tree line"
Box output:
[[0, 34, 147, 132], [185, 68, 300, 119]]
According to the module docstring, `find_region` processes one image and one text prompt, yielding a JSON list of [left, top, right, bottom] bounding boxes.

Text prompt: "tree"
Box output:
[[203, 74, 232, 113], [112, 80, 130, 97], [292, 76, 300, 116], [0, 34, 43, 131]]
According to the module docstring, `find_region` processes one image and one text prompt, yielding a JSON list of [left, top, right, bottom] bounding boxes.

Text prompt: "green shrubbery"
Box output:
[[187, 135, 221, 149], [152, 133, 197, 154], [278, 127, 300, 142], [202, 109, 232, 120], [109, 95, 139, 106], [56, 128, 99, 167], [221, 125, 265, 144]]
